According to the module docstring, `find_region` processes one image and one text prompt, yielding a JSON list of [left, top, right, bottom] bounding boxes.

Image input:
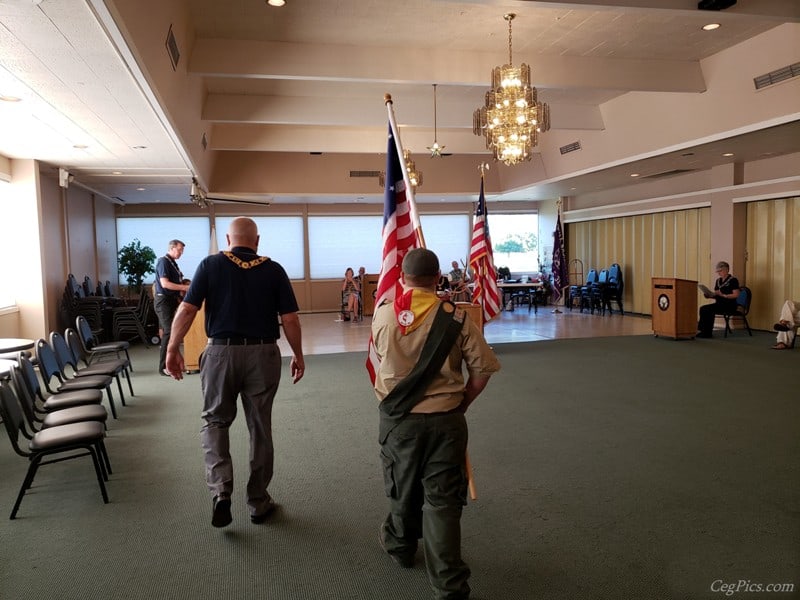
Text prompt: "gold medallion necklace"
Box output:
[[222, 251, 270, 269]]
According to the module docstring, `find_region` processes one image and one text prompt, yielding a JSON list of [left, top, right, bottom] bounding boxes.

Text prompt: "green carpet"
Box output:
[[0, 333, 797, 600]]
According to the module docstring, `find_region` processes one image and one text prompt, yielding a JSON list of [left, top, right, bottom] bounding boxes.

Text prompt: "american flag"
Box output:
[[469, 178, 501, 323], [366, 123, 422, 383], [551, 211, 568, 303]]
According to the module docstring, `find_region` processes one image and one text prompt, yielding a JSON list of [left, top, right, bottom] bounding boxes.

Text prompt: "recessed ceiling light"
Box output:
[[570, 187, 577, 191], [267, 0, 285, 6], [112, 171, 122, 175], [136, 187, 146, 191], [702, 23, 720, 31], [630, 173, 640, 178], [722, 152, 734, 157], [0, 95, 22, 102]]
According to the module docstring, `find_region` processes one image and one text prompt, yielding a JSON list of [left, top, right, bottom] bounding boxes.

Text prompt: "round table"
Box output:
[[0, 338, 35, 353], [0, 358, 18, 380]]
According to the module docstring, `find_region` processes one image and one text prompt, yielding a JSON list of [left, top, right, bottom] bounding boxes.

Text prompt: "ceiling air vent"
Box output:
[[559, 141, 581, 155], [754, 63, 800, 90], [641, 169, 695, 180], [165, 25, 180, 70], [349, 170, 381, 178]]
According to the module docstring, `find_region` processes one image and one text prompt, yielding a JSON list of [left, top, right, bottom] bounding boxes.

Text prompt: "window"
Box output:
[[215, 216, 304, 279], [308, 216, 383, 279], [307, 214, 471, 279], [419, 214, 471, 270], [116, 217, 210, 284], [488, 212, 540, 273]]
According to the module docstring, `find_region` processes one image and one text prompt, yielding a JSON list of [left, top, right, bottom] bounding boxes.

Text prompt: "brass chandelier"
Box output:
[[378, 149, 422, 189], [473, 13, 550, 166]]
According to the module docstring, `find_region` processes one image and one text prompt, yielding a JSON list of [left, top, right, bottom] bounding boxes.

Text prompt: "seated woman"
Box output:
[[341, 267, 361, 322], [697, 261, 740, 338], [771, 299, 800, 349]]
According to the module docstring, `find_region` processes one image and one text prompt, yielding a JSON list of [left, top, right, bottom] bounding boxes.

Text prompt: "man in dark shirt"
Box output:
[[165, 217, 305, 528], [154, 239, 190, 375]]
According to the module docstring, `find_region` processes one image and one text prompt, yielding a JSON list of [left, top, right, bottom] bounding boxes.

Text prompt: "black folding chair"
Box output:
[[0, 382, 110, 520]]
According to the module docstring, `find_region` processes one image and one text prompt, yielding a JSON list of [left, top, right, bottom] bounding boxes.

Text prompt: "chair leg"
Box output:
[[124, 368, 135, 396], [105, 388, 118, 419], [88, 448, 110, 504], [115, 375, 126, 407], [10, 458, 41, 519]]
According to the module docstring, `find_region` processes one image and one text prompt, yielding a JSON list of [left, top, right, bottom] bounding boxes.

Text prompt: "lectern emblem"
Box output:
[[657, 294, 670, 311]]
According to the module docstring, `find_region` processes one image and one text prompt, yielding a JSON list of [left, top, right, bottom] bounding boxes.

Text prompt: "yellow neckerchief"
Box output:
[[222, 251, 270, 269], [394, 288, 440, 335]]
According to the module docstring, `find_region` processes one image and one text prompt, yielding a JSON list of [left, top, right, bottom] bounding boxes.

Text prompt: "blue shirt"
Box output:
[[183, 246, 299, 339]]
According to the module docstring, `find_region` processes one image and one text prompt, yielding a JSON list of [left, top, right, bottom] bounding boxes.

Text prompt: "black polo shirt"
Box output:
[[183, 246, 298, 339], [154, 255, 183, 296]]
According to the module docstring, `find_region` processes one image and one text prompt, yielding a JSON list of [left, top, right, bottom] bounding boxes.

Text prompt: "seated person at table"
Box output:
[[342, 267, 361, 322], [697, 261, 740, 338], [448, 260, 469, 302], [771, 299, 800, 350], [436, 274, 451, 298]]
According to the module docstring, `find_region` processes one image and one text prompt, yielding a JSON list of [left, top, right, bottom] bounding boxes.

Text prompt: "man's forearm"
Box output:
[[281, 313, 304, 359], [460, 375, 491, 412]]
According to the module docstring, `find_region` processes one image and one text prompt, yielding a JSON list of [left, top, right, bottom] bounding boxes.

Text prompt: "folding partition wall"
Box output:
[[567, 207, 711, 316], [745, 196, 800, 330]]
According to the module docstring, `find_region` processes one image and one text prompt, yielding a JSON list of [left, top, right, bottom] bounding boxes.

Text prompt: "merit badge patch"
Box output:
[[397, 310, 415, 327]]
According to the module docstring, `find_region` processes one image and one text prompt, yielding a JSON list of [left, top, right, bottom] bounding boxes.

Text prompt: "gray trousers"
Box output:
[[199, 343, 282, 516], [380, 411, 470, 600]]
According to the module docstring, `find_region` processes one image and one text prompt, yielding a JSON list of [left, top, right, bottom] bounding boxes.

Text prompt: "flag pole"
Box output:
[[385, 94, 425, 249], [385, 94, 476, 500]]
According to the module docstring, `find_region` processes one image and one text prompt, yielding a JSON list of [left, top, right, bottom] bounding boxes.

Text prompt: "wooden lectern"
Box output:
[[455, 302, 483, 330], [362, 274, 379, 316], [183, 303, 207, 372], [651, 277, 698, 339]]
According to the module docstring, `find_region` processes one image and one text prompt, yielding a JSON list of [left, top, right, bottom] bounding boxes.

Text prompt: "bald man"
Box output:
[[166, 217, 305, 528]]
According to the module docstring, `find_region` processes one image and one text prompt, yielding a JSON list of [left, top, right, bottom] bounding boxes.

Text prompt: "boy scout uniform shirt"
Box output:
[[371, 298, 500, 414]]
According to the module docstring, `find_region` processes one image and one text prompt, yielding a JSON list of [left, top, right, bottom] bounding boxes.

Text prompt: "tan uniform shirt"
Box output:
[[372, 295, 501, 413]]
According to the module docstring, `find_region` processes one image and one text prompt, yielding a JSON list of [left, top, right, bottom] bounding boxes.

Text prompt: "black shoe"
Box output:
[[379, 526, 414, 568], [774, 322, 790, 332], [212, 495, 232, 528], [160, 370, 171, 377], [250, 501, 276, 524]]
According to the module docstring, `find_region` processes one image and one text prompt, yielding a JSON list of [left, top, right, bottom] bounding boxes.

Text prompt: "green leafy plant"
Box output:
[[117, 239, 156, 293]]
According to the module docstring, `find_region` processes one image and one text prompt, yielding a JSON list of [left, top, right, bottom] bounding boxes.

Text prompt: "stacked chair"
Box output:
[[112, 288, 156, 346], [568, 263, 625, 315]]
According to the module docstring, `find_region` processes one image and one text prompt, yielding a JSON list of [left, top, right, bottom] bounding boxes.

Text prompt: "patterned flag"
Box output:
[[469, 178, 501, 323], [366, 124, 422, 383], [551, 211, 568, 303]]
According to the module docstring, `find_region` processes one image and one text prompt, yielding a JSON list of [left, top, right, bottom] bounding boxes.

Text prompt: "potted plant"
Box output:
[[117, 239, 156, 296]]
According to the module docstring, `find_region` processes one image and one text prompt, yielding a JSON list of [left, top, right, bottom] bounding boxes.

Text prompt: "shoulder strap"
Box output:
[[379, 301, 464, 424]]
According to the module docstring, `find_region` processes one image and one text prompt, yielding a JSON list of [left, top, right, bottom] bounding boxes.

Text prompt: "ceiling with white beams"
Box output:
[[0, 0, 798, 205]]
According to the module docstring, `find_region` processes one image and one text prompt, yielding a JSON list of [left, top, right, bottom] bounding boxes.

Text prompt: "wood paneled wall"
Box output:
[[745, 196, 800, 330], [567, 207, 711, 315]]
